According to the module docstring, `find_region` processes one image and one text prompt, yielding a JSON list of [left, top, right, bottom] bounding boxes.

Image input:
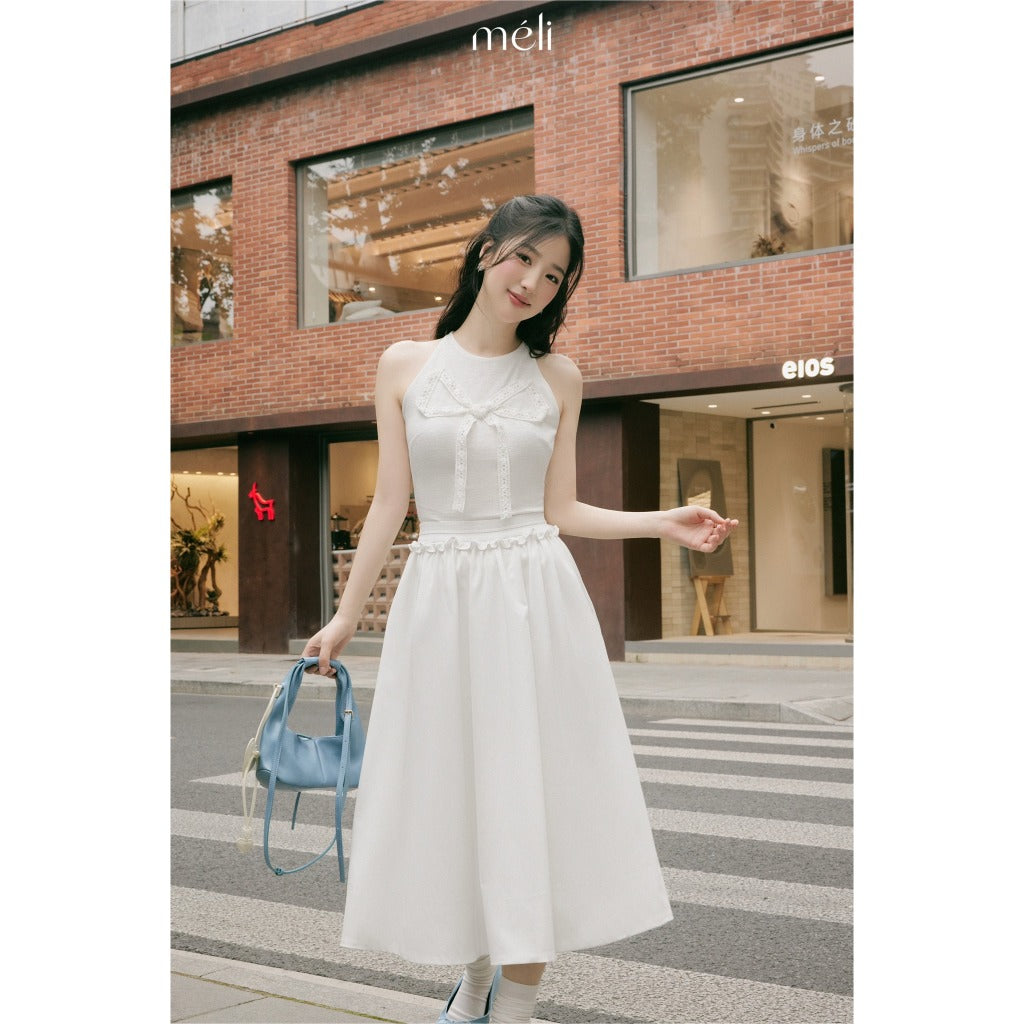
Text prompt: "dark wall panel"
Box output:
[[562, 402, 662, 660], [237, 435, 321, 653]]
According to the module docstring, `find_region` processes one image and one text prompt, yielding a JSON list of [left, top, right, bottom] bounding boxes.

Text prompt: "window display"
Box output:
[[628, 40, 852, 276]]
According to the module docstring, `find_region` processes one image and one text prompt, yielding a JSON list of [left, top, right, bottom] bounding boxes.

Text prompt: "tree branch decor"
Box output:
[[171, 482, 229, 616]]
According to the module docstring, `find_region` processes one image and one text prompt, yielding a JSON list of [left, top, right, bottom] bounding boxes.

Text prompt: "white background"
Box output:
[[4, 2, 1020, 1019]]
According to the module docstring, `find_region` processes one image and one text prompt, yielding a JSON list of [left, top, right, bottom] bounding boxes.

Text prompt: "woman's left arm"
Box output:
[[541, 356, 738, 549]]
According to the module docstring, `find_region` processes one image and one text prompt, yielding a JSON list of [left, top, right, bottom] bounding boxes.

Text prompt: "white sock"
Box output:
[[445, 954, 494, 1022], [489, 976, 540, 1024]]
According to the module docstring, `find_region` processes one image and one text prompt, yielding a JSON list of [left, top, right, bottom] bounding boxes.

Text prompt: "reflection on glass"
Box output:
[[298, 112, 535, 326], [630, 40, 852, 276], [171, 183, 234, 346]]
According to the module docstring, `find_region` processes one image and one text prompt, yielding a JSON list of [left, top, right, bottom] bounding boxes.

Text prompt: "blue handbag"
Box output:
[[238, 657, 365, 882]]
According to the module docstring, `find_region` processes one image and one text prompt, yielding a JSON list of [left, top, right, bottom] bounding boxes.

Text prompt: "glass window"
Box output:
[[298, 111, 534, 327], [170, 446, 239, 620], [171, 182, 234, 345], [628, 40, 852, 277]]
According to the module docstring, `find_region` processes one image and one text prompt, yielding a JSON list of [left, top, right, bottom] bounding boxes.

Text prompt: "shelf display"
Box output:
[[333, 543, 411, 633]]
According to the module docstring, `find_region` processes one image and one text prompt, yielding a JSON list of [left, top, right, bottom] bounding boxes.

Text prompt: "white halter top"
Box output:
[[402, 333, 560, 527]]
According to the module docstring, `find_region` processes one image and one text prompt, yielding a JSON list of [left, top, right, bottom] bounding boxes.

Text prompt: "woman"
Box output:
[[303, 195, 737, 1024]]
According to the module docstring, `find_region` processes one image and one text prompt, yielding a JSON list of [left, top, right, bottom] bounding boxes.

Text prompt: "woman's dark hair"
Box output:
[[435, 194, 585, 357]]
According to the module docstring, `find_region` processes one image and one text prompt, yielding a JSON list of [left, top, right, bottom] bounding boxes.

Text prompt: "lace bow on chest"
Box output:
[[416, 369, 550, 519]]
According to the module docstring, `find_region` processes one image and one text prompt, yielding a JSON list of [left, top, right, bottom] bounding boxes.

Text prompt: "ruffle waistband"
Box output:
[[410, 522, 559, 554]]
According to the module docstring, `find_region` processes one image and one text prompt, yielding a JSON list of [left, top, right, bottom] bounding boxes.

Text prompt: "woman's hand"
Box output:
[[301, 614, 358, 676], [539, 356, 738, 546], [657, 506, 739, 552]]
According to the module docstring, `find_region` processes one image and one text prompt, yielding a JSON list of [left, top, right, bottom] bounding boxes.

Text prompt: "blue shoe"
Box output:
[[436, 967, 501, 1023]]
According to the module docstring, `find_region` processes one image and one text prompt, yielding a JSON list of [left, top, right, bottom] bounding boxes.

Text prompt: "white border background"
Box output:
[[6, 1, 1019, 1018]]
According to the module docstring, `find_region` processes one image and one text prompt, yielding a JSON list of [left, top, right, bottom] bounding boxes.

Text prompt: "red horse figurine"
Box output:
[[248, 482, 275, 521]]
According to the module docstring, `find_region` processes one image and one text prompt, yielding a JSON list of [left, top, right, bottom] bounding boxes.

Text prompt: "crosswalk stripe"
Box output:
[[661, 866, 851, 924], [652, 717, 853, 734], [632, 743, 852, 769], [648, 807, 852, 849], [197, 771, 264, 789], [199, 726, 851, 804], [171, 886, 852, 1023], [629, 727, 853, 749], [196, 771, 360, 797], [637, 767, 851, 799], [200, 768, 852, 801], [172, 808, 353, 854], [213, 744, 852, 783], [175, 795, 851, 863]]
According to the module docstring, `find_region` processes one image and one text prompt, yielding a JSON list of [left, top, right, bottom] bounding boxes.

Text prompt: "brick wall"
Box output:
[[171, 0, 853, 429]]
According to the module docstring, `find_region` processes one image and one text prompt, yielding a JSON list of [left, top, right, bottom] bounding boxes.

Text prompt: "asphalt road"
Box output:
[[171, 692, 852, 1023]]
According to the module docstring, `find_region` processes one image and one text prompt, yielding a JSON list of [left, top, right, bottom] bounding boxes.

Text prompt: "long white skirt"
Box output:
[[339, 519, 673, 966]]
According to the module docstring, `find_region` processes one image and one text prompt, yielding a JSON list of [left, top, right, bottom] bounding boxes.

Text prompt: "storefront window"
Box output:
[[170, 447, 239, 621], [298, 111, 534, 327], [627, 39, 852, 277], [171, 181, 234, 345]]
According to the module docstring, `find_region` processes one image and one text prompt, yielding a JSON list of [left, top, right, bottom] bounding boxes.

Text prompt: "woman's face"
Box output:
[[478, 233, 571, 325]]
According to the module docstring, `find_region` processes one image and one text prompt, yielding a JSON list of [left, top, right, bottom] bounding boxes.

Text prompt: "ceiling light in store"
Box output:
[[761, 410, 771, 415], [802, 394, 812, 399], [707, 403, 718, 409], [816, 416, 825, 421], [815, 74, 825, 82], [217, 472, 224, 476], [733, 97, 744, 103], [434, 295, 443, 302], [368, 286, 376, 293]]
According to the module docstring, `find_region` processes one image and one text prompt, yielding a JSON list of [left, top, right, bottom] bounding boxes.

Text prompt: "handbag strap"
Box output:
[[332, 676, 358, 882], [238, 681, 284, 851], [260, 658, 356, 881]]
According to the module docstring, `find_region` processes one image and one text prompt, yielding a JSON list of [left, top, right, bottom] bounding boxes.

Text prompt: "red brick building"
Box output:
[[171, 0, 854, 657]]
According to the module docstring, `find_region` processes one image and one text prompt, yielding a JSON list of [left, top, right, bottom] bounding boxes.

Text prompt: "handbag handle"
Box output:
[[239, 658, 358, 882], [278, 657, 353, 735]]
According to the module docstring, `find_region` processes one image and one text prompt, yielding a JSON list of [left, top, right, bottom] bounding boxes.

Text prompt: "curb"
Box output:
[[614, 695, 853, 725], [783, 696, 854, 725], [171, 678, 853, 725], [171, 678, 367, 700]]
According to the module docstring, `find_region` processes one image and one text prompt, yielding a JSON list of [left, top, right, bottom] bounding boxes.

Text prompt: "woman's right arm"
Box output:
[[302, 342, 419, 675]]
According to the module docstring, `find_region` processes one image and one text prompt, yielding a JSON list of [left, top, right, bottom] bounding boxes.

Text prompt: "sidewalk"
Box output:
[[172, 949, 452, 1023], [172, 642, 852, 1022], [171, 639, 853, 725]]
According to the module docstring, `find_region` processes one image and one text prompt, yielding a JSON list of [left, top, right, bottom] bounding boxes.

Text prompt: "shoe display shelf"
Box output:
[[333, 543, 412, 633]]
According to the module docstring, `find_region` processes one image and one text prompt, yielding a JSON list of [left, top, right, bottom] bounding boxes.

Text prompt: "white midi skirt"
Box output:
[[339, 519, 672, 966]]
